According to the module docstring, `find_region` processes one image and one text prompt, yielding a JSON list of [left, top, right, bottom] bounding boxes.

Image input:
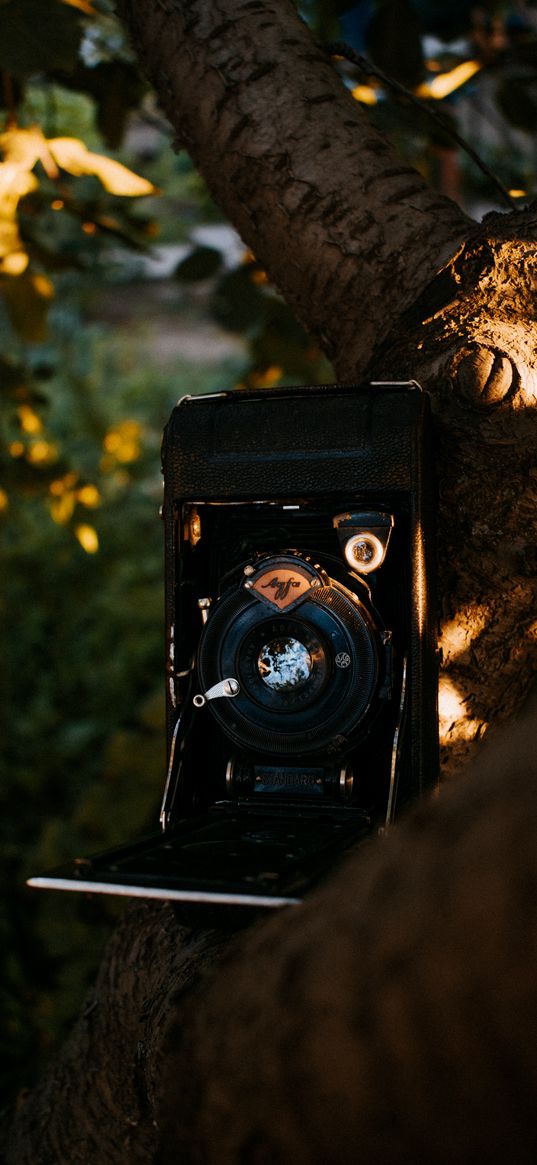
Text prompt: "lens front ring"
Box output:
[[197, 574, 379, 756]]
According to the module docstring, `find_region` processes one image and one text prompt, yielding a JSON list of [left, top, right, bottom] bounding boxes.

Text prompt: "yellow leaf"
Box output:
[[1, 251, 29, 275], [249, 366, 283, 389], [0, 136, 42, 271], [0, 161, 38, 268], [49, 473, 78, 496], [0, 163, 39, 200], [50, 492, 76, 525], [76, 484, 101, 508], [27, 439, 58, 465], [18, 404, 43, 434], [48, 137, 157, 197], [0, 126, 58, 179], [416, 60, 481, 100], [31, 273, 54, 300], [351, 84, 378, 105], [103, 419, 142, 462], [75, 524, 99, 554], [60, 0, 97, 12], [0, 127, 156, 198]]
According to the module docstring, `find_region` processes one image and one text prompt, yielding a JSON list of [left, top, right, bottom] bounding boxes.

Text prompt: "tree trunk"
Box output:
[[4, 0, 536, 1159], [157, 700, 537, 1165]]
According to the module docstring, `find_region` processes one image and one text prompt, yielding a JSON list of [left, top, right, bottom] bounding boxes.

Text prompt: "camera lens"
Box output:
[[239, 618, 327, 712], [258, 638, 312, 691], [196, 554, 380, 756]]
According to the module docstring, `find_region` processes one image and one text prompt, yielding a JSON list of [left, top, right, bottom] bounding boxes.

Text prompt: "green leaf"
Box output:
[[0, 0, 83, 77], [175, 245, 222, 282]]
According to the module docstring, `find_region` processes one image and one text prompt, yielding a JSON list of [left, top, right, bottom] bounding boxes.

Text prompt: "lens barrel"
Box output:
[[197, 554, 380, 757]]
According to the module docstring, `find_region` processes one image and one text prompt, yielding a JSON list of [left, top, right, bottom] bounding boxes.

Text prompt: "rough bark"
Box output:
[[4, 908, 234, 1164], [374, 204, 537, 770], [4, 0, 537, 1159], [6, 701, 537, 1164], [115, 0, 471, 378], [158, 699, 537, 1165]]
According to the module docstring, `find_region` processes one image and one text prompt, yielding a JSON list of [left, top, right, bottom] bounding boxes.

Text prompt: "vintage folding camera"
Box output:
[[29, 382, 438, 912]]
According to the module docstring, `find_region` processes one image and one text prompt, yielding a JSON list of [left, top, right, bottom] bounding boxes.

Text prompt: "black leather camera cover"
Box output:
[[162, 382, 438, 801]]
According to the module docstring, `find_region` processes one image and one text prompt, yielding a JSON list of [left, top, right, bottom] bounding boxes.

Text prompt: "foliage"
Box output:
[[1, 0, 536, 1109], [0, 307, 229, 1100]]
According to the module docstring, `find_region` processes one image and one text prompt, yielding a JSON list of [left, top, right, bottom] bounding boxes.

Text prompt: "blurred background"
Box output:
[[1, 0, 536, 1109]]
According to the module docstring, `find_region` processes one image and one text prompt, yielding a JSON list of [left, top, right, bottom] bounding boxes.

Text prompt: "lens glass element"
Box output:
[[258, 637, 313, 691], [353, 539, 374, 564], [344, 532, 384, 573]]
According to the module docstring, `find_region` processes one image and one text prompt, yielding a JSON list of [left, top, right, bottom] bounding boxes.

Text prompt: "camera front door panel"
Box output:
[[167, 498, 408, 826]]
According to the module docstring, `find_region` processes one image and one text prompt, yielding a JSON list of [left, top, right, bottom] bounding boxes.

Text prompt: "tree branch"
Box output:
[[115, 0, 472, 377], [326, 41, 518, 211]]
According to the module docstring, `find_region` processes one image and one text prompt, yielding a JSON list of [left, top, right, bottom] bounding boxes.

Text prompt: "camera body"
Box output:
[[28, 382, 438, 911], [156, 381, 438, 905]]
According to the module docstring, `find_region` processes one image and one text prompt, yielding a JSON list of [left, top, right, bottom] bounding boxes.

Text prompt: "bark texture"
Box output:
[[158, 700, 537, 1165], [374, 205, 537, 770], [115, 0, 471, 378], [4, 908, 233, 1164], [5, 0, 537, 1159]]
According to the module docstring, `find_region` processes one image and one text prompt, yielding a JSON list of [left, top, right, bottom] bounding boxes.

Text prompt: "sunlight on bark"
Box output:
[[439, 604, 488, 665], [439, 607, 489, 749], [439, 675, 486, 746]]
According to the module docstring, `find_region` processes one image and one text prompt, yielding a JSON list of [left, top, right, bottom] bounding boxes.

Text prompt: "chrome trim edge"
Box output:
[[26, 876, 301, 909]]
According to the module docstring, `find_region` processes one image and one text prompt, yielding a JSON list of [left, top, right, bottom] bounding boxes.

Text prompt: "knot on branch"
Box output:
[[453, 345, 515, 408]]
